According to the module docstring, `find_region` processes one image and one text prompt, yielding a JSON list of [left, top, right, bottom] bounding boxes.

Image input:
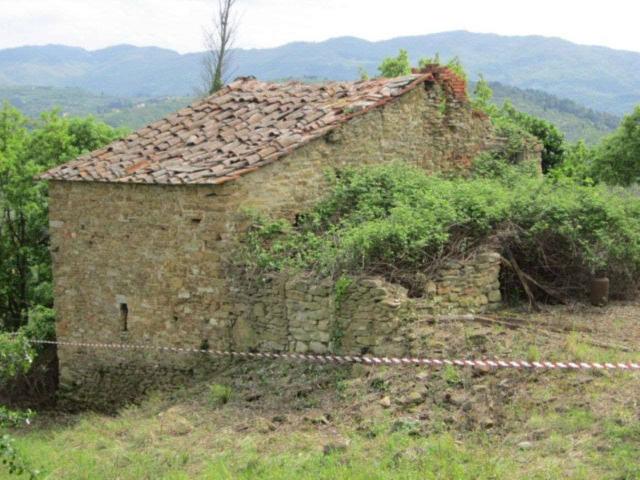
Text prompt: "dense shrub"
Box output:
[[548, 141, 595, 184], [378, 49, 411, 78], [0, 103, 125, 332], [0, 332, 36, 478], [239, 163, 640, 300], [506, 178, 640, 298], [592, 106, 640, 186], [494, 103, 565, 173]]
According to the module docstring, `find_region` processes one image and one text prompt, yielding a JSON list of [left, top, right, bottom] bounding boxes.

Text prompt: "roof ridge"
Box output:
[[39, 71, 464, 185]]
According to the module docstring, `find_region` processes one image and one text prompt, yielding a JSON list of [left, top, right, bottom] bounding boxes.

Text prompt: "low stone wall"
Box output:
[[58, 247, 502, 409], [230, 247, 503, 357]]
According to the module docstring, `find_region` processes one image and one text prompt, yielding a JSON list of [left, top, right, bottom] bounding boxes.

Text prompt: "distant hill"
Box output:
[[1, 81, 619, 144], [1, 31, 639, 114], [0, 85, 191, 130], [487, 82, 620, 143]]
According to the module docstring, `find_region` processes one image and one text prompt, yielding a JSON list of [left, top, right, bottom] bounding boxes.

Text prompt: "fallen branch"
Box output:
[[504, 247, 540, 312]]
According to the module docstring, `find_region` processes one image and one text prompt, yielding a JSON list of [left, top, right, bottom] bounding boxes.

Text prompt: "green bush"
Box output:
[[238, 163, 640, 300], [0, 332, 37, 478], [494, 102, 565, 172], [208, 383, 233, 407], [549, 140, 595, 184], [378, 49, 411, 78], [20, 306, 56, 342], [507, 178, 640, 297], [592, 106, 640, 186]]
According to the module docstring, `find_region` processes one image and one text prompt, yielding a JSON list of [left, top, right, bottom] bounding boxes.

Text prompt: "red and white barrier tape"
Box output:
[[25, 338, 640, 371]]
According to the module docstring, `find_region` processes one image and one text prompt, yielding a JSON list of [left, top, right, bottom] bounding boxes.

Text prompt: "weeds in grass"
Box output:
[[208, 384, 232, 407], [441, 365, 463, 386]]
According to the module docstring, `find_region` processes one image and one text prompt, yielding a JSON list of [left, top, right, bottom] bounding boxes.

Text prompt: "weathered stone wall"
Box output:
[[47, 80, 523, 405], [230, 247, 503, 358]]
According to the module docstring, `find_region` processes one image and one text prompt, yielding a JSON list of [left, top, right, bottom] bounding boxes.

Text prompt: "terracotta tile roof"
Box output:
[[40, 67, 465, 185]]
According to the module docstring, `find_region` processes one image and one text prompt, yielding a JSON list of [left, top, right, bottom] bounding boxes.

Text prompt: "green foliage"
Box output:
[[333, 275, 353, 310], [496, 102, 565, 173], [377, 49, 411, 78], [490, 114, 535, 164], [241, 164, 510, 283], [470, 79, 567, 173], [0, 332, 34, 379], [471, 75, 495, 114], [418, 53, 441, 68], [441, 365, 463, 386], [471, 152, 539, 185], [208, 384, 233, 407], [443, 57, 467, 82], [0, 332, 38, 478], [0, 103, 123, 331], [509, 179, 640, 274], [483, 81, 620, 144], [21, 306, 56, 343], [241, 163, 640, 299], [591, 106, 640, 186], [357, 67, 369, 81], [417, 54, 467, 82], [549, 141, 595, 184]]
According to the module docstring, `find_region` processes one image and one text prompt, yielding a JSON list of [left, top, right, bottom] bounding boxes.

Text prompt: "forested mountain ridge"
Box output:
[[487, 82, 621, 143], [1, 81, 620, 144], [1, 31, 639, 115]]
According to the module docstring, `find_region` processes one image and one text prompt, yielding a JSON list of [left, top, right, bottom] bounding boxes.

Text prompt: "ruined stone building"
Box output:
[[40, 67, 539, 401]]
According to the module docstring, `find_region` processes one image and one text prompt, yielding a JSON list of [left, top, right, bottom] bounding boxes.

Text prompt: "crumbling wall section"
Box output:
[[230, 246, 503, 357]]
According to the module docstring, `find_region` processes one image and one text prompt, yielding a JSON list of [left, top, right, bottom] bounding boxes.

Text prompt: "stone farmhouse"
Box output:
[[41, 66, 540, 401]]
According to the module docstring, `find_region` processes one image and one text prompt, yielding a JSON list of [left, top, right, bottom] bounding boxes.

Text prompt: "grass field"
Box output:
[[4, 302, 640, 479]]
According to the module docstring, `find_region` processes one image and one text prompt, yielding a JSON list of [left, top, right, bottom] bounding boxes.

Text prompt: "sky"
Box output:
[[1, 0, 639, 54]]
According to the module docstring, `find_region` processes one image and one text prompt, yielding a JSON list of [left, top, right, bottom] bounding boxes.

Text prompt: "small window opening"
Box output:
[[191, 218, 202, 225], [120, 303, 128, 332]]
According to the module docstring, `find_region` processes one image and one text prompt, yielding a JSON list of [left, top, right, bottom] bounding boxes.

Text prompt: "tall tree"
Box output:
[[0, 104, 123, 331], [592, 106, 640, 185], [202, 0, 238, 95]]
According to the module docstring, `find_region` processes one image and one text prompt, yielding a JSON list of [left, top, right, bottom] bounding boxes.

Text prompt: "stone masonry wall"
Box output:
[[230, 247, 503, 358], [47, 80, 524, 406]]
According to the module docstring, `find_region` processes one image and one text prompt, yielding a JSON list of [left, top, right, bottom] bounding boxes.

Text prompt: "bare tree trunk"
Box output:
[[202, 0, 238, 95]]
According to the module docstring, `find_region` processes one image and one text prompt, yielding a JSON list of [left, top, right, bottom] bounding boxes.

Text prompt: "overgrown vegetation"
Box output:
[[468, 61, 639, 185], [377, 49, 467, 82], [0, 332, 37, 478], [6, 300, 640, 480], [0, 104, 122, 437], [0, 103, 124, 332], [378, 50, 566, 173], [239, 162, 640, 300], [591, 106, 640, 186]]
